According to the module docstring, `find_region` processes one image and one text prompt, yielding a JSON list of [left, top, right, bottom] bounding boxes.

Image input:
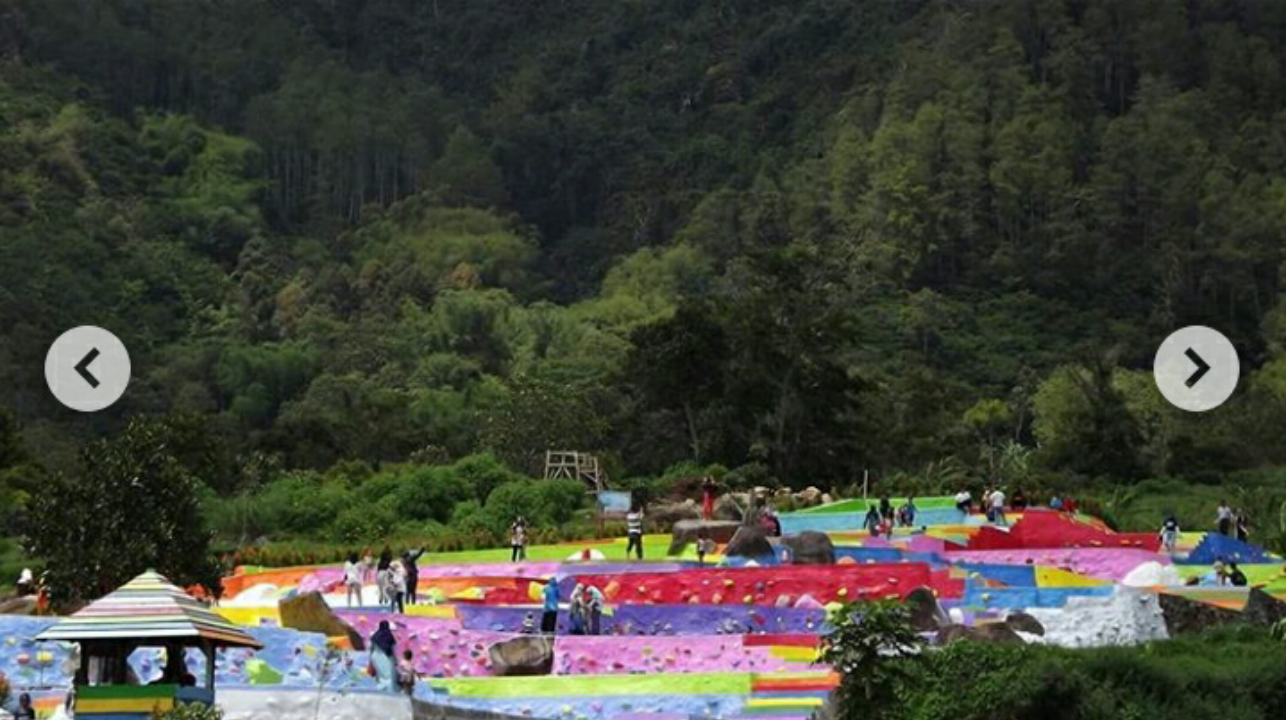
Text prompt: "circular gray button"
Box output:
[[44, 326, 131, 412], [1153, 326, 1238, 412]]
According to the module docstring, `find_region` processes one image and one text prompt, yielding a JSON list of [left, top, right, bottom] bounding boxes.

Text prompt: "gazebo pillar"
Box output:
[[202, 639, 216, 690]]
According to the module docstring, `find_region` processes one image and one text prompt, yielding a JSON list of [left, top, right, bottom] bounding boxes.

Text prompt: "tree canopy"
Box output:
[[5, 0, 1286, 498]]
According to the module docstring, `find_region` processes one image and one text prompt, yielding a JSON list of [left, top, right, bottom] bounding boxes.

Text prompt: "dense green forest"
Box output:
[[6, 0, 1286, 541]]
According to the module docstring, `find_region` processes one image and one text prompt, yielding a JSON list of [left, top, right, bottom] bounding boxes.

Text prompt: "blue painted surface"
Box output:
[[962, 584, 1112, 609], [1182, 533, 1280, 565], [953, 562, 1036, 587], [780, 508, 976, 534]]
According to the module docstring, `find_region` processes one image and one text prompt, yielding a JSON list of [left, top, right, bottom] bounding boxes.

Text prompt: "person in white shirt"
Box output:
[[988, 488, 1006, 526], [626, 505, 644, 560], [954, 490, 971, 514], [16, 568, 34, 596], [344, 553, 363, 607], [1215, 501, 1234, 537]]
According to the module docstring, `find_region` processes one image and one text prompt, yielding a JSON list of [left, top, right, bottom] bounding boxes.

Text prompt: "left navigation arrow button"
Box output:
[[44, 326, 131, 412], [74, 347, 101, 388]]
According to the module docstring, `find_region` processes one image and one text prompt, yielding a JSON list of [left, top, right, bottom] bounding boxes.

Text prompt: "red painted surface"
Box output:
[[743, 634, 821, 647], [569, 564, 936, 606]]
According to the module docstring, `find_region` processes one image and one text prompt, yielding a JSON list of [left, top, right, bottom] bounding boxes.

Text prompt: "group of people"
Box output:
[[368, 620, 417, 694], [342, 546, 425, 611], [1214, 501, 1251, 542], [863, 496, 918, 537], [530, 577, 607, 635]]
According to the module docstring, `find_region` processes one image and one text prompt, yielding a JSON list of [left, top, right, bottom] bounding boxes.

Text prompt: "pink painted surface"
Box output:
[[909, 535, 947, 553], [944, 548, 1163, 581], [341, 611, 815, 677], [553, 636, 811, 675], [345, 613, 508, 677]]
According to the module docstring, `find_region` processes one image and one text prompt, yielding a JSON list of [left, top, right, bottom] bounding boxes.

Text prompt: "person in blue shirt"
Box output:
[[541, 577, 560, 634]]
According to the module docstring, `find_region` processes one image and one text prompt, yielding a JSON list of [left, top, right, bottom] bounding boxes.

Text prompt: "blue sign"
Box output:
[[597, 491, 632, 515]]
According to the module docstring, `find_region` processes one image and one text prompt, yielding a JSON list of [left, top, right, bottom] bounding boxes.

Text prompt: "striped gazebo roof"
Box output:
[[36, 570, 262, 648]]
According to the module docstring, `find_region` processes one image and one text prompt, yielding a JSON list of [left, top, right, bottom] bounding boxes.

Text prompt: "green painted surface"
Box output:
[[78, 685, 178, 700], [419, 535, 680, 565], [428, 672, 752, 698]]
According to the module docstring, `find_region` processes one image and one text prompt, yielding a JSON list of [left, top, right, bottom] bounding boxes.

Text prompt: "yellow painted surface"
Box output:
[[746, 698, 824, 708], [218, 607, 279, 626], [405, 604, 457, 618], [77, 698, 173, 713], [1036, 567, 1111, 587], [767, 646, 818, 662]]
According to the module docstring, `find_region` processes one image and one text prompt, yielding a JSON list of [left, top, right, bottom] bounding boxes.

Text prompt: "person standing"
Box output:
[[1235, 511, 1250, 543], [899, 497, 917, 527], [954, 489, 971, 514], [878, 496, 893, 524], [389, 560, 407, 614], [541, 577, 560, 634], [1215, 501, 1234, 537], [1160, 515, 1180, 554], [397, 650, 417, 695], [402, 548, 425, 605], [15, 568, 33, 596], [510, 518, 528, 562], [369, 621, 397, 692], [568, 584, 587, 635], [377, 546, 393, 605], [585, 584, 605, 635], [344, 553, 364, 607], [988, 487, 1006, 526], [701, 477, 719, 521], [362, 548, 376, 584], [864, 505, 881, 537], [626, 504, 644, 560], [696, 530, 715, 566]]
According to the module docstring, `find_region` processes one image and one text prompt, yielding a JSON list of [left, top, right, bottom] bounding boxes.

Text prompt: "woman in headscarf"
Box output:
[[370, 621, 397, 692], [568, 584, 587, 635]]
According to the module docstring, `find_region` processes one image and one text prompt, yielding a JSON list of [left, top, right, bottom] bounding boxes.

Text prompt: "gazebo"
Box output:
[[35, 570, 262, 719]]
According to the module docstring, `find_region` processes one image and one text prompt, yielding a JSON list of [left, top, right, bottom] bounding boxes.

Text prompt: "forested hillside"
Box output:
[[5, 0, 1286, 504]]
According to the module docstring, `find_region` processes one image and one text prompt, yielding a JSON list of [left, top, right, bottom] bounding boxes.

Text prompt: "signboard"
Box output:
[[597, 491, 632, 517]]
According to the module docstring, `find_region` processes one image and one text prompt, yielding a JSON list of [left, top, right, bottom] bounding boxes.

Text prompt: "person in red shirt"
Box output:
[[701, 477, 718, 521]]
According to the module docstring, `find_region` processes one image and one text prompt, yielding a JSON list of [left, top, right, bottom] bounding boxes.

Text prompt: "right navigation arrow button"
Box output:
[[1184, 348, 1210, 388]]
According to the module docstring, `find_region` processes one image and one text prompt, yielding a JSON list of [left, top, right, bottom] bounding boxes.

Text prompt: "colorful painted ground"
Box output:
[[2, 500, 1285, 720]]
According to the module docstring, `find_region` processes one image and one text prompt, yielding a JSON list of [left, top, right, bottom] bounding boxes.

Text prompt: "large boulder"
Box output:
[[782, 531, 836, 565], [278, 591, 365, 650], [1004, 612, 1045, 636], [933, 622, 1023, 646], [724, 526, 774, 559], [668, 520, 743, 555], [793, 486, 823, 508], [1157, 592, 1243, 635], [903, 586, 948, 632], [649, 501, 702, 527], [712, 494, 746, 522], [0, 596, 38, 615], [1243, 587, 1286, 626], [489, 635, 554, 676]]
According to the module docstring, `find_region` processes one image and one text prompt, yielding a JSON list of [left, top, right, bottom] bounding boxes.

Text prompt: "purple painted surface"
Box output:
[[457, 603, 829, 636]]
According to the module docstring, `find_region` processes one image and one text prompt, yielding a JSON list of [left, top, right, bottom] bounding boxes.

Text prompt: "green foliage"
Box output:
[[23, 417, 219, 604], [151, 701, 224, 720], [10, 0, 1286, 507], [892, 631, 1286, 720], [818, 600, 922, 719]]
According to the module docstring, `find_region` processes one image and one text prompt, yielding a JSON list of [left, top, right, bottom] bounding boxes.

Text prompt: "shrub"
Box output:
[[151, 702, 224, 720]]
